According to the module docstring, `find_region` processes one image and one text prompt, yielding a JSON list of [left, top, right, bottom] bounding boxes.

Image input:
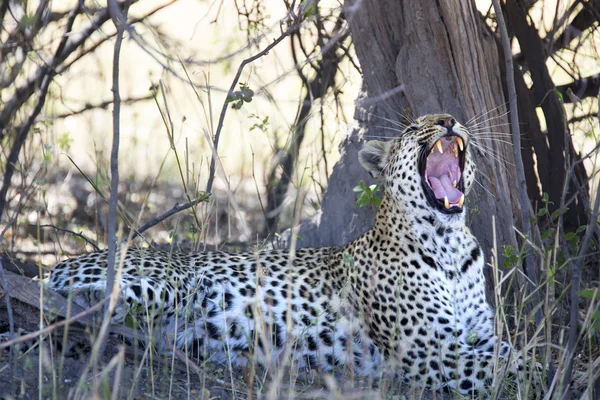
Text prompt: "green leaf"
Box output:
[[343, 251, 355, 268], [591, 311, 600, 330], [467, 332, 479, 345], [577, 289, 599, 299], [565, 232, 576, 240], [355, 193, 367, 208], [576, 225, 587, 234], [537, 208, 548, 217], [550, 209, 562, 219], [241, 87, 254, 102], [541, 228, 554, 240], [302, 0, 317, 19]]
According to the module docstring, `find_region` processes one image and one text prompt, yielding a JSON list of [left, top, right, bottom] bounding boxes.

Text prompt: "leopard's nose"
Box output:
[[436, 117, 456, 129]]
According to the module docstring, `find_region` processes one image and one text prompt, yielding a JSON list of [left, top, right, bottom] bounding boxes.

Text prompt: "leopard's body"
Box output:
[[48, 114, 521, 395]]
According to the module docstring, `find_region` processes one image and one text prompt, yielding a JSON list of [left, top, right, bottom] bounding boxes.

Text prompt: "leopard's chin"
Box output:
[[419, 134, 466, 214]]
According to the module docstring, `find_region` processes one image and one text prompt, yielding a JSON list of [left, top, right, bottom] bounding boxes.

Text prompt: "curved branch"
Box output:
[[0, 5, 82, 220], [0, 6, 112, 134], [205, 17, 302, 194], [555, 73, 600, 103], [513, 0, 600, 65]]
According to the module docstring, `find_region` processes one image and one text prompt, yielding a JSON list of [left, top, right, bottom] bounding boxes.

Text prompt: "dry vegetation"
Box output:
[[1, 0, 600, 399]]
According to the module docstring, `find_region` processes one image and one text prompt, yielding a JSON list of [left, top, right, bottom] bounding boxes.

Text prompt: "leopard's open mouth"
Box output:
[[420, 135, 466, 214]]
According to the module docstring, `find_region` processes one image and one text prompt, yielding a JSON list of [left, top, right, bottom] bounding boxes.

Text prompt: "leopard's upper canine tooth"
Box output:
[[444, 196, 450, 208], [452, 180, 457, 188], [458, 194, 465, 207], [456, 137, 464, 151], [436, 140, 443, 154]]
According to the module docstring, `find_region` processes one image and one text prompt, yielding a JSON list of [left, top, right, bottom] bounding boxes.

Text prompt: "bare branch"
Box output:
[[552, 0, 600, 54], [0, 5, 81, 219], [264, 12, 347, 234], [568, 112, 599, 124], [492, 0, 544, 342], [205, 16, 302, 194], [555, 73, 600, 103], [513, 0, 600, 66], [130, 195, 210, 240], [101, 0, 129, 355], [0, 5, 112, 134], [32, 224, 100, 251], [51, 94, 153, 120], [506, 0, 590, 231]]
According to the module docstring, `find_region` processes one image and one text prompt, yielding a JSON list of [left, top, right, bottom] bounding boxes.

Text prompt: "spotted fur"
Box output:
[[47, 114, 530, 395]]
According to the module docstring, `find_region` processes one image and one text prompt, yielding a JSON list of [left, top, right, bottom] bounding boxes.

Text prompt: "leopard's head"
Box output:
[[359, 113, 475, 217]]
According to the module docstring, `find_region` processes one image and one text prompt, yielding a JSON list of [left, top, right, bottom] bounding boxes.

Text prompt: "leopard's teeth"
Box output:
[[444, 196, 450, 208], [456, 137, 464, 151], [452, 179, 457, 188], [458, 194, 465, 207], [436, 140, 443, 154]]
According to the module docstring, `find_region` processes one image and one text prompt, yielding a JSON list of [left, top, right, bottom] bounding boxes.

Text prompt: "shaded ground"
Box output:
[[0, 284, 456, 400]]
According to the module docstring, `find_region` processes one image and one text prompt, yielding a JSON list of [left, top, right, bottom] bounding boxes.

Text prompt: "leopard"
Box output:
[[47, 113, 531, 395]]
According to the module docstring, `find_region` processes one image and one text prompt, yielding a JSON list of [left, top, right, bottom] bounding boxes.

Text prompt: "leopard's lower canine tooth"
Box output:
[[458, 194, 464, 207], [456, 137, 464, 151], [444, 196, 450, 208], [436, 140, 443, 154]]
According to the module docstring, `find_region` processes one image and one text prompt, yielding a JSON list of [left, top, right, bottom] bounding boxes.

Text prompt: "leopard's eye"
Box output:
[[404, 125, 419, 133]]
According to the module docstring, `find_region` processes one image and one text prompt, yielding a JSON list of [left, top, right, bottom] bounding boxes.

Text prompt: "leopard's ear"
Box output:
[[359, 140, 392, 180]]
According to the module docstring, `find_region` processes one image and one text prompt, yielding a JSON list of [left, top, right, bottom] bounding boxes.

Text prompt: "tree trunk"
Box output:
[[293, 0, 521, 259]]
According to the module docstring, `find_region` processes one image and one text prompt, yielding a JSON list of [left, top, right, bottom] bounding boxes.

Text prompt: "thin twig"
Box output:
[[491, 0, 543, 326], [32, 224, 100, 251], [0, 3, 109, 131], [101, 0, 128, 355], [51, 94, 153, 120], [205, 17, 302, 194], [130, 196, 210, 240]]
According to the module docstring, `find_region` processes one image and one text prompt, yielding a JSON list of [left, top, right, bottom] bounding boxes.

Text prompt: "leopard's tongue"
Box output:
[[425, 144, 463, 203], [428, 175, 462, 203]]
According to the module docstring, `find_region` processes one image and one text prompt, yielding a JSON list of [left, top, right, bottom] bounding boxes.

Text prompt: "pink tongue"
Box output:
[[428, 175, 462, 203]]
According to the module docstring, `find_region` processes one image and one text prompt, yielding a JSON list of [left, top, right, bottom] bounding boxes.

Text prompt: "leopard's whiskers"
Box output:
[[369, 113, 409, 130], [469, 141, 515, 168], [465, 105, 509, 127], [464, 103, 508, 124], [472, 174, 495, 198]]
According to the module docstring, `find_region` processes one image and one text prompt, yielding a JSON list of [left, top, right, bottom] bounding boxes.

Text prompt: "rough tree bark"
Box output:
[[293, 0, 521, 260]]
